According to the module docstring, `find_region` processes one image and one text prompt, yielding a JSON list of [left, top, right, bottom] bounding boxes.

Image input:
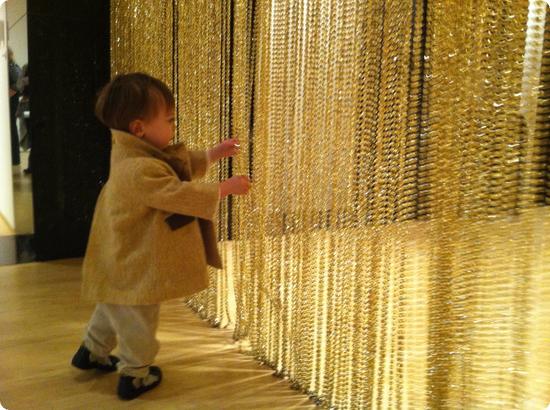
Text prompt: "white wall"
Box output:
[[0, 1, 15, 228], [7, 0, 27, 67]]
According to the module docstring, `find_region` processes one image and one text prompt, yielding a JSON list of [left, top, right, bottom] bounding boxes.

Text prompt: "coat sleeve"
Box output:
[[167, 143, 210, 180], [130, 159, 220, 221], [188, 150, 210, 179]]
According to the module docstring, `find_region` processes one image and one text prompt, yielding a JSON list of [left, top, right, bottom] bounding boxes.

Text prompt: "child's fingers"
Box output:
[[227, 146, 240, 157], [220, 139, 240, 157], [227, 138, 240, 148]]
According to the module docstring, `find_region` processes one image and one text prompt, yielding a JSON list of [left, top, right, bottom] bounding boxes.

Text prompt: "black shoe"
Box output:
[[117, 366, 163, 400], [71, 344, 119, 372]]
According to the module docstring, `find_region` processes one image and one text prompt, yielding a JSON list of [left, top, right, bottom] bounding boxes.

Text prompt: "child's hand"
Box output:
[[220, 176, 251, 198], [208, 139, 241, 162]]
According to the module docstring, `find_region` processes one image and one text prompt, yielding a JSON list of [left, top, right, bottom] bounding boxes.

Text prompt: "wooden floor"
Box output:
[[0, 259, 315, 409]]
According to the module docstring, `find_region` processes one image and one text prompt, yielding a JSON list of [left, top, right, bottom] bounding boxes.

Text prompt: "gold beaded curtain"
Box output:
[[111, 0, 550, 408]]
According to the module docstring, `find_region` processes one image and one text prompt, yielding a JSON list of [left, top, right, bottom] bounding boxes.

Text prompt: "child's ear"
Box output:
[[129, 119, 145, 137]]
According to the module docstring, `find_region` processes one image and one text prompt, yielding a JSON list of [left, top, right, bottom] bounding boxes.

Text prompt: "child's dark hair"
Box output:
[[95, 73, 175, 131]]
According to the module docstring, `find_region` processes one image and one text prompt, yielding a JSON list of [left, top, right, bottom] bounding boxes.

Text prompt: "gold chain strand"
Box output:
[[218, 0, 232, 328], [319, 1, 338, 404], [350, 1, 372, 407], [241, 0, 259, 345], [542, 11, 550, 206], [206, 0, 222, 323], [230, 0, 250, 342], [390, 1, 416, 407], [288, 0, 304, 386], [281, 0, 295, 381], [308, 3, 324, 398], [422, 1, 456, 407], [520, 1, 548, 208], [236, 0, 255, 348], [330, 1, 357, 406], [302, 3, 327, 402], [293, 0, 315, 394], [251, 0, 271, 364], [398, 0, 428, 406], [216, 0, 228, 328], [261, 0, 283, 372], [265, 0, 283, 372], [286, 0, 302, 383]]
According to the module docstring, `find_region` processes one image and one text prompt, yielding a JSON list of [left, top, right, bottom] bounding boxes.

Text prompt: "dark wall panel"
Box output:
[[28, 0, 111, 260]]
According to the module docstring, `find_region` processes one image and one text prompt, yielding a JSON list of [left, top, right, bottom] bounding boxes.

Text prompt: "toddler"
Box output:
[[71, 73, 251, 400]]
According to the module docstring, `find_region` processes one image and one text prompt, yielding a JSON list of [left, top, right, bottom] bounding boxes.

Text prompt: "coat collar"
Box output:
[[111, 129, 170, 161], [111, 129, 191, 180]]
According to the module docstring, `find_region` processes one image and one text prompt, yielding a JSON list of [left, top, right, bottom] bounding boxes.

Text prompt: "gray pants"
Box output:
[[83, 303, 160, 378]]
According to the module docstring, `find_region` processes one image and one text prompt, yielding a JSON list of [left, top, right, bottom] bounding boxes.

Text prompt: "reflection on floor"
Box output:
[[13, 151, 34, 235], [0, 234, 35, 265], [0, 214, 12, 236], [0, 151, 36, 266], [0, 259, 315, 410], [0, 151, 34, 237]]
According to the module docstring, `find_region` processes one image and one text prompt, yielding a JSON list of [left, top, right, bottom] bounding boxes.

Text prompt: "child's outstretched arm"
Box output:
[[127, 158, 251, 221], [168, 139, 240, 180], [128, 159, 221, 221], [207, 139, 240, 164]]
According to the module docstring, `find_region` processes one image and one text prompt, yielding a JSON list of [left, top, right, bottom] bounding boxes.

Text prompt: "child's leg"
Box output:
[[72, 303, 119, 371], [102, 303, 160, 377], [83, 303, 118, 359], [101, 303, 162, 400]]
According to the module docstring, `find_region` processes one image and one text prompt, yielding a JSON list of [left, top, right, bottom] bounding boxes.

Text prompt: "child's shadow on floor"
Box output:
[[77, 372, 120, 399], [72, 368, 118, 386]]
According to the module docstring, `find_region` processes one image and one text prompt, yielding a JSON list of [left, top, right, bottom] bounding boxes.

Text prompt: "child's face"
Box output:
[[141, 106, 176, 149]]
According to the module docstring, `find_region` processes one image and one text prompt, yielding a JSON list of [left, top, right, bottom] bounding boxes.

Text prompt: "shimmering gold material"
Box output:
[[112, 1, 550, 408], [110, 1, 173, 87]]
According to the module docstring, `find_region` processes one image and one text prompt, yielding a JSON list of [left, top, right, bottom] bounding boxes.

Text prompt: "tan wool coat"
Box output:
[[81, 129, 223, 305]]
